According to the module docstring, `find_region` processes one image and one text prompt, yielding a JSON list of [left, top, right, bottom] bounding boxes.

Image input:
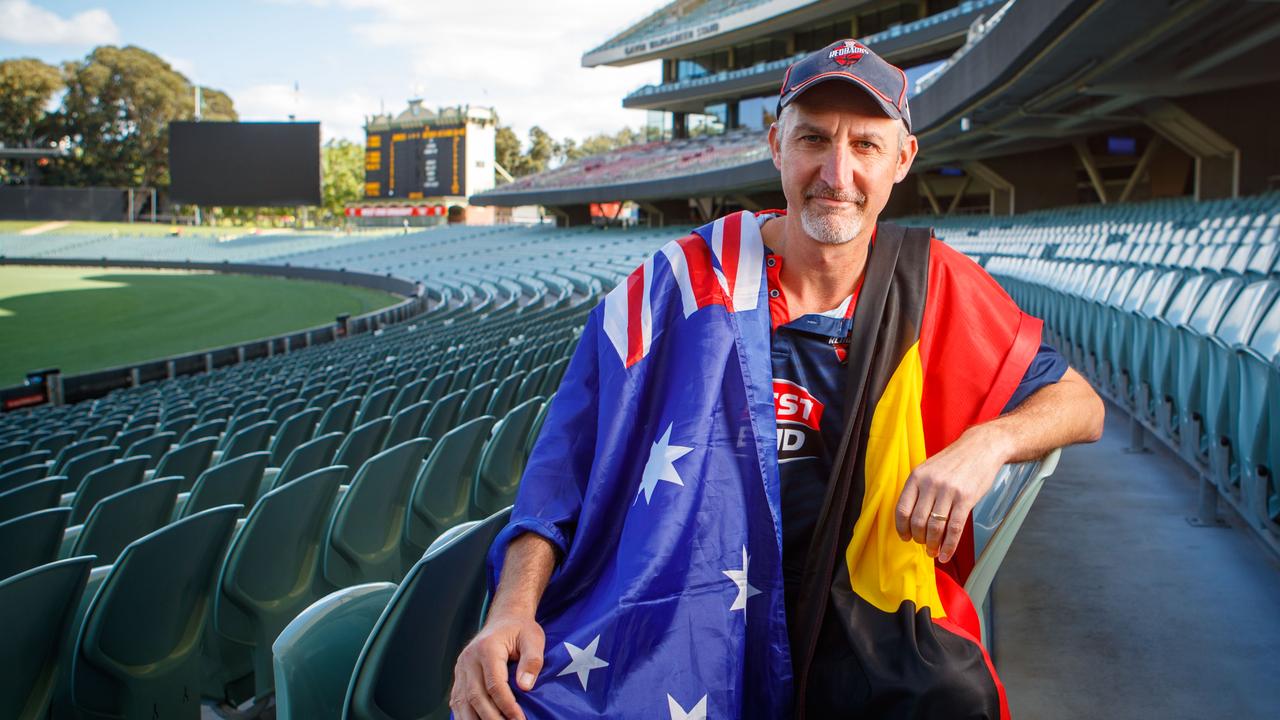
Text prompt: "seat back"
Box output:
[[154, 436, 218, 492], [0, 556, 93, 720], [325, 438, 434, 588], [71, 505, 240, 720], [403, 416, 497, 564], [316, 396, 361, 437], [335, 417, 392, 483], [61, 446, 122, 495], [221, 408, 270, 448], [216, 466, 345, 697], [124, 431, 177, 470], [69, 455, 148, 525], [345, 507, 512, 720], [32, 431, 74, 455], [0, 478, 64, 524], [456, 380, 497, 424], [0, 463, 49, 494], [354, 387, 397, 429], [181, 418, 226, 444], [419, 389, 466, 441], [184, 451, 270, 519], [383, 400, 432, 451], [51, 436, 108, 474], [273, 431, 343, 492], [70, 477, 182, 566], [484, 371, 526, 418], [0, 450, 49, 477], [0, 507, 71, 581], [272, 583, 396, 720], [269, 407, 322, 466], [471, 398, 543, 519]]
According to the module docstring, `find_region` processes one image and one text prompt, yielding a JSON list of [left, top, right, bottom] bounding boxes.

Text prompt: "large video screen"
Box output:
[[169, 121, 322, 206], [363, 124, 466, 199]]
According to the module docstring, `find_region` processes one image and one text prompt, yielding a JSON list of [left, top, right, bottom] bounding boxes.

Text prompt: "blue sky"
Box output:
[[0, 0, 663, 143]]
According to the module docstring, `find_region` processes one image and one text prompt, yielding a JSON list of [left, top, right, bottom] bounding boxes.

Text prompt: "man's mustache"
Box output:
[[804, 182, 866, 206]]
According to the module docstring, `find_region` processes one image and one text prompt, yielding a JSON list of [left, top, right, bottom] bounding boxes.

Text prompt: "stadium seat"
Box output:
[[518, 364, 548, 403], [0, 478, 65, 523], [0, 507, 72, 581], [456, 379, 497, 424], [179, 451, 270, 519], [272, 582, 397, 720], [0, 556, 93, 720], [159, 414, 198, 440], [112, 425, 156, 459], [263, 431, 344, 495], [268, 407, 322, 466], [0, 440, 32, 465], [181, 418, 227, 444], [316, 396, 361, 438], [32, 431, 75, 456], [216, 418, 277, 462], [344, 507, 512, 720], [420, 372, 454, 403], [419, 389, 466, 441], [334, 416, 392, 484], [59, 445, 123, 497], [0, 450, 50, 477], [382, 399, 433, 451], [1232, 297, 1280, 524], [524, 394, 553, 461], [354, 386, 397, 428], [60, 505, 240, 720], [60, 477, 182, 566], [402, 416, 498, 570], [1172, 277, 1244, 460], [471, 398, 544, 519], [388, 378, 428, 416], [149, 435, 218, 491], [324, 438, 434, 588], [51, 437, 109, 475], [0, 463, 50, 493], [484, 370, 526, 418], [214, 466, 345, 699], [63, 455, 148, 525], [269, 398, 307, 426]]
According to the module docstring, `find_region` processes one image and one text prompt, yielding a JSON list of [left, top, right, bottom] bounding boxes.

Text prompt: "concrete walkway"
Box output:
[[995, 400, 1280, 718]]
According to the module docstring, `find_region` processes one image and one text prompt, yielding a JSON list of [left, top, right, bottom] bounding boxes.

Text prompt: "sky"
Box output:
[[0, 0, 664, 143]]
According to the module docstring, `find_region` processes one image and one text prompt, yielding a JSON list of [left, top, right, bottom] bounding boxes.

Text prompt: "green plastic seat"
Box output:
[[324, 438, 434, 588], [61, 477, 182, 566], [335, 417, 392, 484], [382, 400, 432, 451], [269, 407, 322, 466], [124, 431, 177, 470], [112, 425, 156, 459], [354, 387, 397, 429], [32, 431, 75, 456], [0, 507, 71, 581], [0, 463, 49, 493], [215, 466, 345, 699], [456, 380, 497, 424], [152, 436, 218, 491], [265, 431, 343, 495], [420, 372, 453, 403], [272, 583, 396, 720], [345, 507, 512, 720], [269, 399, 307, 425], [484, 371, 526, 418], [538, 357, 570, 396], [62, 505, 240, 720], [966, 449, 1061, 647], [518, 364, 548, 403], [402, 416, 497, 571], [418, 389, 466, 442], [60, 446, 123, 498], [316, 396, 361, 438], [51, 437, 108, 475], [0, 440, 31, 465], [181, 418, 226, 445], [0, 556, 93, 720], [388, 378, 427, 416], [159, 414, 198, 439], [181, 451, 270, 519], [0, 478, 64, 523], [220, 409, 270, 450], [470, 398, 544, 519], [65, 455, 148, 525], [219, 419, 277, 462], [523, 394, 552, 462]]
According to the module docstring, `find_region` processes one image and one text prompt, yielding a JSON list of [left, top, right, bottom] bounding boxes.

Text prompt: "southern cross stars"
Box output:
[[557, 635, 609, 691], [723, 545, 761, 613], [635, 423, 693, 505]]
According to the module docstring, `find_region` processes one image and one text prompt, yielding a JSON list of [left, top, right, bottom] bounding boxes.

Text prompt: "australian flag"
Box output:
[[487, 213, 794, 718]]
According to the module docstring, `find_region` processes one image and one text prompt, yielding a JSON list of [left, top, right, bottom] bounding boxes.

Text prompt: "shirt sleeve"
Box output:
[[1000, 343, 1069, 413]]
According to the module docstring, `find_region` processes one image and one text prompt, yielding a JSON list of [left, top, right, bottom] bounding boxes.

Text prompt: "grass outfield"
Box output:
[[0, 266, 401, 386]]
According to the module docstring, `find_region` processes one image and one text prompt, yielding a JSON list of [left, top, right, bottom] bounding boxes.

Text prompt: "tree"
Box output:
[[51, 45, 236, 188], [0, 58, 63, 184], [558, 126, 643, 164], [495, 124, 522, 179], [525, 126, 555, 175], [320, 138, 363, 224]]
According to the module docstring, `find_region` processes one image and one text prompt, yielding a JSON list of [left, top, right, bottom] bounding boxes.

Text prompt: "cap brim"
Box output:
[[779, 75, 908, 132]]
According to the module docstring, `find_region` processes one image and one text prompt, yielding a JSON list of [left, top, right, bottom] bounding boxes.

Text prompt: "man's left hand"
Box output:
[[894, 425, 1009, 564]]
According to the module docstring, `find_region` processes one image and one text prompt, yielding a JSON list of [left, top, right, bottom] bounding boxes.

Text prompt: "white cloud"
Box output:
[[234, 83, 375, 143], [269, 0, 663, 142], [0, 0, 120, 46], [164, 54, 196, 79]]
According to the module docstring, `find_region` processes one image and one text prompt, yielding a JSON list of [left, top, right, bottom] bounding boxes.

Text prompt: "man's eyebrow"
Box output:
[[790, 122, 829, 137]]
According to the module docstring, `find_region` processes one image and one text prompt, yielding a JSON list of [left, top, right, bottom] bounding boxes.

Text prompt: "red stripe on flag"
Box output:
[[721, 212, 741, 298], [626, 264, 645, 366], [933, 569, 1011, 720], [678, 235, 729, 311]]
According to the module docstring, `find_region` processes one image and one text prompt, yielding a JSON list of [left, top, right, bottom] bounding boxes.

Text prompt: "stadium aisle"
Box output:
[[995, 399, 1280, 718]]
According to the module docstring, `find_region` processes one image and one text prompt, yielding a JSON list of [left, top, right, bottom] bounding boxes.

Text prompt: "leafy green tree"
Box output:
[[0, 58, 63, 183], [495, 124, 522, 179], [525, 125, 555, 174], [320, 138, 363, 224]]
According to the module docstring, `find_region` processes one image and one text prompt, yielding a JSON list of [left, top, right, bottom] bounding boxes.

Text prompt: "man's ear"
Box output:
[[768, 122, 783, 172], [893, 133, 918, 184]]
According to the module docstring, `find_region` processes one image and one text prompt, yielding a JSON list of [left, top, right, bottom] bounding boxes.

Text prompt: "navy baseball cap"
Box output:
[[777, 39, 912, 133]]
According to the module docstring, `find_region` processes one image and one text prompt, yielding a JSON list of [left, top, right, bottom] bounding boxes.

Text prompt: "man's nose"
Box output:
[[819, 145, 856, 195]]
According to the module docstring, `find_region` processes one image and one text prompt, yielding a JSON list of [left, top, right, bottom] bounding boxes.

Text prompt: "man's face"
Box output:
[[768, 82, 917, 245]]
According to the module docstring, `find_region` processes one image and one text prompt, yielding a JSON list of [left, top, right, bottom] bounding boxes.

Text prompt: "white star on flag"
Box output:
[[557, 635, 609, 691], [723, 545, 761, 613], [635, 423, 693, 505], [668, 693, 708, 720]]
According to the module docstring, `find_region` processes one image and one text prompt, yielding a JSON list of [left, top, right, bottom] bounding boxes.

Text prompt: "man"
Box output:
[[451, 40, 1104, 720]]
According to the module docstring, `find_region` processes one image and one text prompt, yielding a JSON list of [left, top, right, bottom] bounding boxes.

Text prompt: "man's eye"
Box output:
[[800, 135, 823, 143], [855, 140, 877, 150]]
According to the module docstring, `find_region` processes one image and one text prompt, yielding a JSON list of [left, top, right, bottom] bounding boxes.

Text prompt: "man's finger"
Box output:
[[938, 501, 973, 564], [515, 627, 545, 692], [924, 495, 952, 557], [909, 482, 938, 545], [896, 476, 920, 541], [481, 651, 523, 720]]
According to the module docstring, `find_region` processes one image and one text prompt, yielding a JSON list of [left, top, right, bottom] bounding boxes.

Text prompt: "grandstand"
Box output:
[[3, 0, 1280, 718]]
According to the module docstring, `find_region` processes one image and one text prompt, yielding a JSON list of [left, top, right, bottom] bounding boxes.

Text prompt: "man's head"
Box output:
[[768, 40, 918, 245]]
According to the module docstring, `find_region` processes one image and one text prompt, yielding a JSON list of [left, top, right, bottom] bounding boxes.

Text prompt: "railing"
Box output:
[[0, 257, 431, 409]]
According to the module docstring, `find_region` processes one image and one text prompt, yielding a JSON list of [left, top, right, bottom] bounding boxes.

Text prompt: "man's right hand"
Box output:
[[449, 612, 545, 720]]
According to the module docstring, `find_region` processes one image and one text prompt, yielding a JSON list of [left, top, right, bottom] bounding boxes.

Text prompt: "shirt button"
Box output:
[[766, 257, 776, 267], [769, 289, 780, 298]]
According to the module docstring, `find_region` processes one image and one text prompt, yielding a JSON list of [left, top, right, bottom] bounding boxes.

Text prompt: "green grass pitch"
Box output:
[[0, 266, 402, 387]]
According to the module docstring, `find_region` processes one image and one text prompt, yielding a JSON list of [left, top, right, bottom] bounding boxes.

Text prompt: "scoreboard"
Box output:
[[364, 124, 467, 199]]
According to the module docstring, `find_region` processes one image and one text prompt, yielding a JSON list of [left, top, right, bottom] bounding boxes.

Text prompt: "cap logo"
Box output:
[[828, 41, 868, 67]]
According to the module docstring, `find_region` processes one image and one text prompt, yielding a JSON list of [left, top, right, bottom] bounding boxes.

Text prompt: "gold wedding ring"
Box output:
[[929, 512, 948, 522]]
